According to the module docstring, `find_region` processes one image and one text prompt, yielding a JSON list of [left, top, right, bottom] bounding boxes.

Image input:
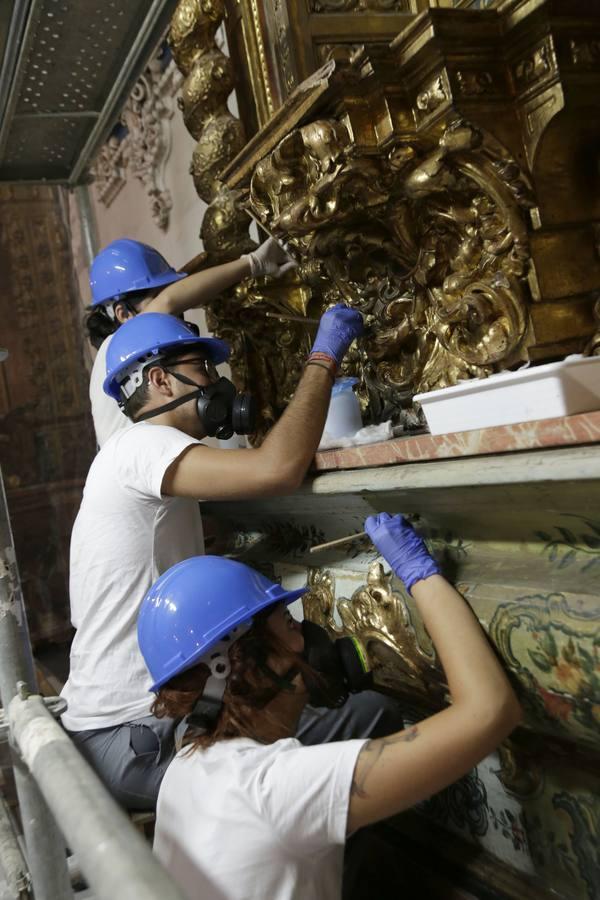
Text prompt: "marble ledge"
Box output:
[[312, 409, 600, 472]]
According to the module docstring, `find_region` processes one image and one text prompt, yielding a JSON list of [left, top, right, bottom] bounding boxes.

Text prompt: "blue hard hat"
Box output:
[[138, 555, 307, 692], [103, 312, 230, 400], [90, 239, 188, 306]]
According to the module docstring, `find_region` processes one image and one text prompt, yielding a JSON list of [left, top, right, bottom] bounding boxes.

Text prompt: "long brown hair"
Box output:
[[151, 609, 323, 753]]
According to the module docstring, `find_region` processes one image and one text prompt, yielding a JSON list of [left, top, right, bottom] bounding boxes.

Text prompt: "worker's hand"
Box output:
[[243, 238, 297, 278], [310, 304, 364, 366], [364, 513, 440, 594]]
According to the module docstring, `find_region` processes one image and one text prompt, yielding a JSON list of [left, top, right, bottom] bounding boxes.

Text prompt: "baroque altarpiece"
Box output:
[[166, 1, 599, 898]]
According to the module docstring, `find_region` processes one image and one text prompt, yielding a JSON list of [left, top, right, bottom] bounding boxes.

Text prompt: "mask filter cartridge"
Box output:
[[301, 620, 372, 708]]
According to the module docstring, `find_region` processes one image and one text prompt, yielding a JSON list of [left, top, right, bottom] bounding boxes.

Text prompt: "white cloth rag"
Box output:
[[317, 420, 393, 451]]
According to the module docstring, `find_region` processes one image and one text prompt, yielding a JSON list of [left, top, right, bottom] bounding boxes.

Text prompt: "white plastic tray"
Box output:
[[414, 355, 600, 436]]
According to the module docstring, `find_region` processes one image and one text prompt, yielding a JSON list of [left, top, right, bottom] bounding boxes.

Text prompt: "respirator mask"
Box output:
[[301, 620, 373, 708], [193, 377, 256, 440], [131, 358, 256, 440]]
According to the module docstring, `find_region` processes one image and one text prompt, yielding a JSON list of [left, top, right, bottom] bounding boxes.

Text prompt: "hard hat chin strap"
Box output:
[[186, 621, 252, 731], [184, 621, 302, 733], [187, 675, 227, 731]]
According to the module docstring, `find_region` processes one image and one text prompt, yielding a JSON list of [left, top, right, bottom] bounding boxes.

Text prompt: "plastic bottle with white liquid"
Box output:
[[323, 377, 363, 439]]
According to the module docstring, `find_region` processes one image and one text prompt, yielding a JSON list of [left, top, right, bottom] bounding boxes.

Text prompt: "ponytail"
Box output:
[[84, 290, 156, 349], [84, 305, 117, 350]]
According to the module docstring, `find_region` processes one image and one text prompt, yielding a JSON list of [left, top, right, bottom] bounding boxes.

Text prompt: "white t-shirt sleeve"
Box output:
[[255, 738, 366, 855], [112, 424, 201, 499], [89, 336, 130, 448]]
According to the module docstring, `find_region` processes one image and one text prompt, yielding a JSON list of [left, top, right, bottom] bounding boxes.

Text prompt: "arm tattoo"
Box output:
[[350, 726, 419, 800]]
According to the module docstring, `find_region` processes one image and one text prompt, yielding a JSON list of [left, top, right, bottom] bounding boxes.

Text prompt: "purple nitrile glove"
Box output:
[[310, 303, 364, 367], [365, 512, 441, 594]]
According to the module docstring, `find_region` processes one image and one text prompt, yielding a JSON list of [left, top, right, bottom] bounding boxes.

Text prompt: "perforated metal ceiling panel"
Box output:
[[0, 0, 178, 184]]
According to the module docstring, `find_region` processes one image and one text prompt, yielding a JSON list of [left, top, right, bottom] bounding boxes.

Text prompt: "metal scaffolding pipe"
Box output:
[[74, 184, 99, 268], [9, 693, 186, 900], [0, 463, 73, 900]]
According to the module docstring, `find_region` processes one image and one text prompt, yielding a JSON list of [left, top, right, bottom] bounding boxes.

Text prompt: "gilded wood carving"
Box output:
[[303, 562, 445, 703], [206, 2, 600, 438], [248, 115, 534, 419], [170, 2, 600, 439]]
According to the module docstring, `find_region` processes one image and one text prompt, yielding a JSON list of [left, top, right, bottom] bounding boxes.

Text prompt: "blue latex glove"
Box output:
[[310, 303, 364, 366], [365, 513, 441, 593]]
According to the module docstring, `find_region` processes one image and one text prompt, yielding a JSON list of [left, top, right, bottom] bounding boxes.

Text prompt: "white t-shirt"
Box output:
[[154, 736, 366, 900], [61, 422, 204, 731], [89, 335, 129, 448]]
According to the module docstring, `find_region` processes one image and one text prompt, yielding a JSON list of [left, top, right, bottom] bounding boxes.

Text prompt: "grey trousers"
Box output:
[[67, 690, 404, 811], [67, 715, 178, 811]]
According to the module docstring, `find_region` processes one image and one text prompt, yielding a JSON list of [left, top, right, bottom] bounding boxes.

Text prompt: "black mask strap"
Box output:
[[257, 662, 300, 695], [162, 368, 200, 389], [131, 386, 203, 422], [242, 630, 300, 703]]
